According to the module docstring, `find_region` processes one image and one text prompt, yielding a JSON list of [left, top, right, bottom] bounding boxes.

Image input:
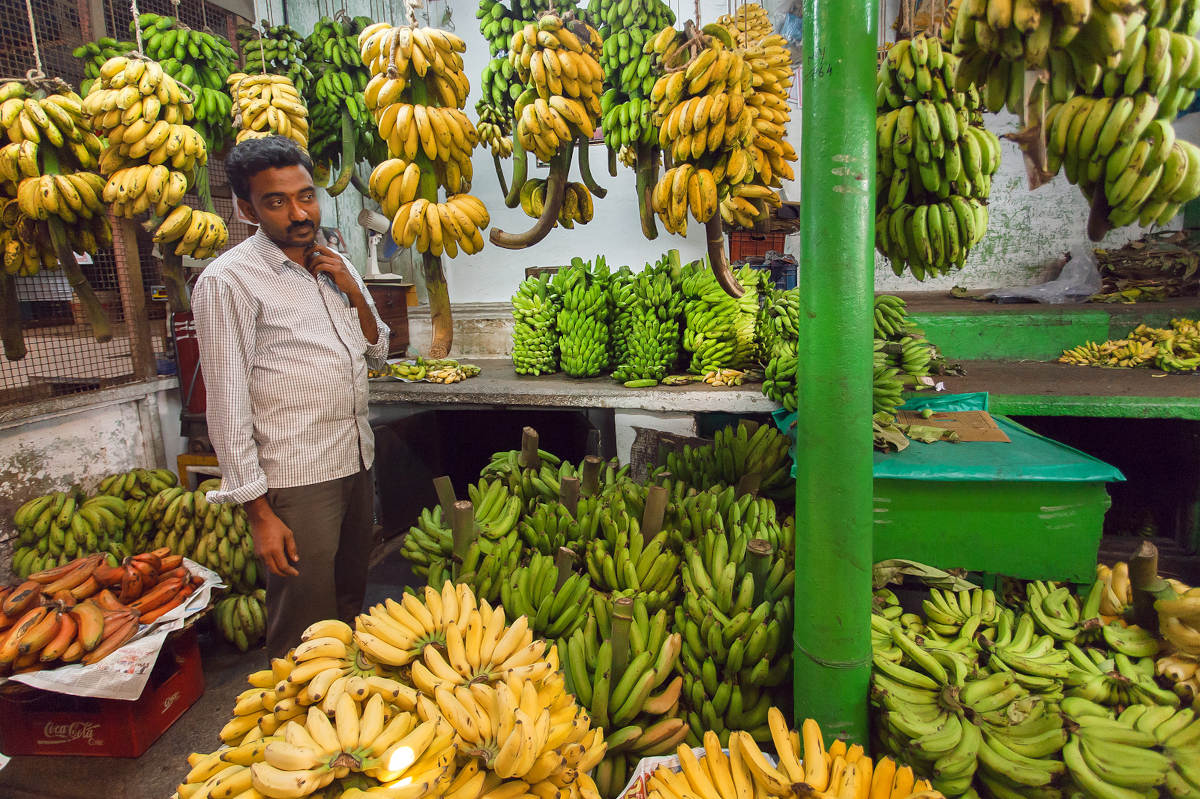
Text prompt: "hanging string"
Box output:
[[200, 0, 209, 32], [406, 0, 419, 27], [131, 0, 145, 54], [23, 0, 44, 74]]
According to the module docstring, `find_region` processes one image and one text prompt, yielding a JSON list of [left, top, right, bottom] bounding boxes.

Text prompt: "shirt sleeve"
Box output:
[[192, 274, 268, 506], [344, 255, 391, 370]]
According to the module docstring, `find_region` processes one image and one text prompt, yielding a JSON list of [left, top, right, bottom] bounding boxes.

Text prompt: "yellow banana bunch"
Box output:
[[186, 581, 608, 799], [517, 178, 594, 228], [715, 4, 772, 47], [647, 19, 795, 236], [475, 103, 513, 158], [646, 710, 943, 799], [508, 14, 604, 163], [0, 79, 109, 276], [151, 205, 230, 259], [228, 72, 310, 149], [359, 23, 489, 259], [97, 162, 191, 219]]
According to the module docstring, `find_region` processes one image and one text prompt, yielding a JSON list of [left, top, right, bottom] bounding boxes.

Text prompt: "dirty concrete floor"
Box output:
[[0, 547, 416, 799]]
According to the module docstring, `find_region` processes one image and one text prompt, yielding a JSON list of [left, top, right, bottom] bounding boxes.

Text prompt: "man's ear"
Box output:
[[236, 197, 259, 225]]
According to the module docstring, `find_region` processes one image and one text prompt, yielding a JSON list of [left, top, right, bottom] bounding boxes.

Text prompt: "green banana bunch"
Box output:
[[96, 467, 179, 500], [657, 420, 794, 503], [559, 594, 686, 797], [10, 488, 128, 577], [876, 35, 999, 280], [680, 262, 761, 373], [475, 99, 514, 157], [553, 256, 613, 377], [676, 522, 792, 743], [301, 13, 383, 195], [584, 512, 680, 611], [870, 294, 943, 416], [399, 504, 453, 575], [213, 589, 267, 652], [75, 38, 138, 96], [593, 0, 675, 152], [455, 528, 522, 604], [1060, 703, 1186, 799], [755, 286, 798, 364], [237, 22, 312, 94], [610, 250, 686, 383], [499, 551, 594, 642], [761, 349, 797, 411], [670, 484, 793, 560], [123, 13, 237, 157]]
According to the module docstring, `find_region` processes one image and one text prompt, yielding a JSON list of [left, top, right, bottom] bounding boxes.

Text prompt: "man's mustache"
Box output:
[[289, 222, 314, 232]]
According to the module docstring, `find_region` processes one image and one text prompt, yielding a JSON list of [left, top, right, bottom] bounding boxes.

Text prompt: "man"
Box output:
[[193, 136, 390, 659]]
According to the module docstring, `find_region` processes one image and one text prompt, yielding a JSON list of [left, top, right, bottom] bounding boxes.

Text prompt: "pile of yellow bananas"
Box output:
[[0, 80, 111, 275], [178, 582, 607, 799], [359, 22, 490, 258], [508, 14, 604, 164], [1059, 318, 1200, 372], [228, 72, 310, 149]]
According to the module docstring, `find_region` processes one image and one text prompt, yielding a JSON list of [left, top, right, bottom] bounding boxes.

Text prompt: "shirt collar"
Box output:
[[252, 228, 301, 274]]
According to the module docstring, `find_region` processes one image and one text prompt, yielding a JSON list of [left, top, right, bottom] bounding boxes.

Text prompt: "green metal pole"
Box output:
[[793, 0, 878, 744]]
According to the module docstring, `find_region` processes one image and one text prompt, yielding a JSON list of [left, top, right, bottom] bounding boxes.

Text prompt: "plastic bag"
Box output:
[[985, 244, 1102, 304]]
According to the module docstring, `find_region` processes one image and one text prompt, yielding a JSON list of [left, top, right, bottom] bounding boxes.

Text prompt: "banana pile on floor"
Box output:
[[552, 256, 612, 377], [178, 582, 610, 799], [83, 54, 228, 259], [238, 22, 313, 95], [870, 564, 1200, 799], [644, 708, 943, 799], [951, 0, 1200, 235], [361, 22, 490, 258], [9, 488, 131, 577], [681, 262, 761, 373], [876, 35, 1000, 280], [0, 79, 110, 277], [303, 13, 384, 196], [511, 272, 561, 375], [609, 250, 686, 383], [126, 13, 237, 156], [228, 71, 311, 151], [1060, 318, 1200, 372], [388, 424, 798, 795]]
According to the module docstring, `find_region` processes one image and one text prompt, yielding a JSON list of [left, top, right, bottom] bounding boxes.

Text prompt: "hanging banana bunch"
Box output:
[[227, 72, 310, 150], [951, 0, 1200, 239], [360, 21, 490, 357], [127, 13, 237, 158], [302, 13, 384, 196], [237, 22, 312, 95], [594, 0, 675, 239], [75, 37, 138, 96], [476, 0, 551, 161], [875, 35, 1001, 280], [0, 76, 111, 358], [492, 9, 609, 249], [85, 53, 227, 311]]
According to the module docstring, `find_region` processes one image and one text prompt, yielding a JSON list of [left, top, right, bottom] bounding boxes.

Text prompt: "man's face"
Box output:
[[237, 165, 320, 250]]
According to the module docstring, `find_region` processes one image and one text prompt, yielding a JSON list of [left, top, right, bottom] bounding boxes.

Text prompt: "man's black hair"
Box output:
[[226, 136, 314, 202]]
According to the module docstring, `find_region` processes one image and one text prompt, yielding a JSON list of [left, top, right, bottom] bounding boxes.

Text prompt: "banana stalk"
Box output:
[[608, 146, 618, 177], [491, 147, 572, 249], [160, 252, 190, 313], [0, 271, 25, 360], [349, 173, 370, 197], [327, 109, 357, 197], [504, 134, 529, 208], [576, 138, 607, 199], [492, 152, 510, 200], [636, 144, 659, 240], [411, 78, 452, 358], [47, 216, 112, 342], [705, 216, 745, 298]]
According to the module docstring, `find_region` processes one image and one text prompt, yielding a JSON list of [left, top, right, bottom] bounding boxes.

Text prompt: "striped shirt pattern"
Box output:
[[193, 229, 390, 504]]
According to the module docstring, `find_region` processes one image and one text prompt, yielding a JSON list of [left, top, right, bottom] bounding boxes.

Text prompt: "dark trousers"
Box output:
[[263, 468, 374, 659]]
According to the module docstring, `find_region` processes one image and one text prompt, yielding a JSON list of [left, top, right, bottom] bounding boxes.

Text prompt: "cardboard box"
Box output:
[[0, 629, 203, 757]]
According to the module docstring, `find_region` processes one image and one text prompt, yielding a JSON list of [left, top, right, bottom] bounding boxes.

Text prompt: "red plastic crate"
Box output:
[[0, 628, 203, 757], [729, 231, 787, 261]]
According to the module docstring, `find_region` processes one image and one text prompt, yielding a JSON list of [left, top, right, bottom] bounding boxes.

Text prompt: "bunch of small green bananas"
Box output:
[[876, 35, 1000, 280], [609, 251, 686, 383], [511, 271, 560, 375], [237, 21, 313, 94], [552, 256, 612, 377], [680, 263, 761, 373]]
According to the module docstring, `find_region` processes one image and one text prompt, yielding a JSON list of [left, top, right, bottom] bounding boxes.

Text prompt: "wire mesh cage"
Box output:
[[1, 0, 249, 411]]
